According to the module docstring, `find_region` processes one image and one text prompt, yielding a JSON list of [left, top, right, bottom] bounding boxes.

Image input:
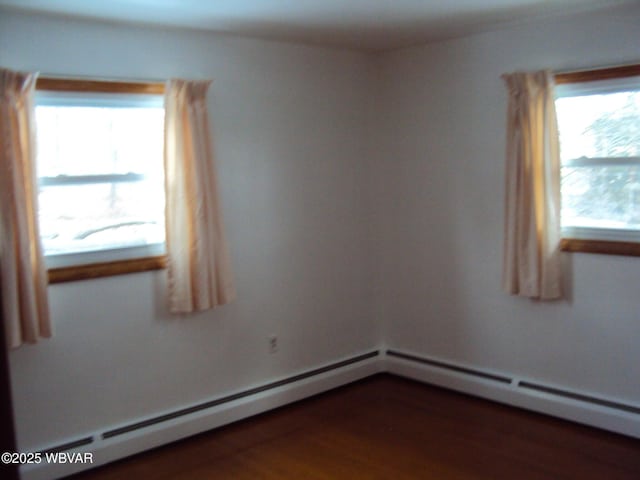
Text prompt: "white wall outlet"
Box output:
[[268, 334, 278, 354]]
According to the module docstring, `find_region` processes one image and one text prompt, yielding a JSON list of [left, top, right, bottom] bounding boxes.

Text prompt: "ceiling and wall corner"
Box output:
[[0, 0, 635, 51]]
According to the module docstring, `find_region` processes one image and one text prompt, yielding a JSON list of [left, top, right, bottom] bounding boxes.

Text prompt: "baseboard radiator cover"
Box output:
[[385, 349, 640, 439], [21, 350, 381, 480]]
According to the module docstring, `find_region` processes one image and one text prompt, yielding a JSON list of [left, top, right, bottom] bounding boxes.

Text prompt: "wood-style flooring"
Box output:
[[68, 374, 640, 479]]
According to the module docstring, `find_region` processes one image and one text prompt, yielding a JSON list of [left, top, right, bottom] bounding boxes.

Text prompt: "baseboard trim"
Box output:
[[385, 349, 640, 439], [20, 350, 381, 480]]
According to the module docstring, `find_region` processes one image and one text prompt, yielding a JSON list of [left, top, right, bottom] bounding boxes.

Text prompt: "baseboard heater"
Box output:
[[35, 350, 380, 453], [40, 437, 94, 455], [103, 350, 378, 439], [35, 348, 639, 459], [39, 350, 379, 455], [386, 349, 511, 384], [95, 350, 380, 439], [386, 349, 640, 416], [519, 381, 640, 415]]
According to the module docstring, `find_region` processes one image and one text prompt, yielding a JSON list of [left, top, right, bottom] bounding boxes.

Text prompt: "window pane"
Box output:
[[39, 181, 165, 255], [36, 105, 164, 177], [556, 91, 640, 162], [561, 165, 640, 230], [36, 102, 165, 257], [556, 89, 640, 235]]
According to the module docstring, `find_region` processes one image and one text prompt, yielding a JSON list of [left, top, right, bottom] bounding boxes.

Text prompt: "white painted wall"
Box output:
[[373, 2, 640, 405], [0, 11, 378, 450]]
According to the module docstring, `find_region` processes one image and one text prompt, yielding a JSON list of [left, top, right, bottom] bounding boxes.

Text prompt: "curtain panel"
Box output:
[[0, 68, 51, 347], [164, 79, 236, 313], [502, 71, 563, 300]]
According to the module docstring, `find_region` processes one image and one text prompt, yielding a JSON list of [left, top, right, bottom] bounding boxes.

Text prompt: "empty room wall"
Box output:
[[0, 10, 378, 452], [373, 2, 640, 409], [2, 0, 640, 468]]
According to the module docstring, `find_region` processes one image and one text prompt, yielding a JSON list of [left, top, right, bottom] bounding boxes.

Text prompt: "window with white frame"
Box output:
[[555, 68, 640, 247], [35, 80, 166, 271]]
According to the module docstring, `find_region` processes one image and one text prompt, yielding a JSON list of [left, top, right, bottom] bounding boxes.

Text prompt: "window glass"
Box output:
[[35, 94, 165, 261], [555, 86, 640, 238]]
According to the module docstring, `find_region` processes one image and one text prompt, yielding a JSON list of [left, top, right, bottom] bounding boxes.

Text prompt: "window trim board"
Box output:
[[36, 76, 168, 283], [48, 255, 167, 284], [560, 239, 640, 257], [36, 77, 165, 95], [554, 62, 640, 258], [555, 64, 640, 85]]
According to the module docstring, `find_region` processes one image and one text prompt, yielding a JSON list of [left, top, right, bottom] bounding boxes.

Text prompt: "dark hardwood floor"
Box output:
[[68, 374, 640, 479]]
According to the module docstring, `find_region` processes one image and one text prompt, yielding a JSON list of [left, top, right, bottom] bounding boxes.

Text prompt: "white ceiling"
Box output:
[[0, 0, 632, 50]]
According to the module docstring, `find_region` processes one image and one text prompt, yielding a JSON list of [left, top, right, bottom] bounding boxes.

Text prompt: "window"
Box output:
[[35, 78, 167, 281], [555, 65, 640, 256]]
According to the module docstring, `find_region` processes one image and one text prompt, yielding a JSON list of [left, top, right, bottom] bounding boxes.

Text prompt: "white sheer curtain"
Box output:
[[0, 67, 51, 347], [501, 70, 563, 300], [164, 79, 235, 313]]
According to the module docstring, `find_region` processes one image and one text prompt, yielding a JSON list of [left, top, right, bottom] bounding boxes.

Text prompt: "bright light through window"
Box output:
[[555, 88, 640, 237], [35, 96, 165, 261]]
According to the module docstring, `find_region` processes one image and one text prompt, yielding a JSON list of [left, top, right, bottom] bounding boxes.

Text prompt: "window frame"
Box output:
[[35, 77, 168, 283], [554, 64, 640, 257]]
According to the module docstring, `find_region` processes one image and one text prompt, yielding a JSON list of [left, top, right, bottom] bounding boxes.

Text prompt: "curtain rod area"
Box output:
[[36, 75, 166, 94], [554, 63, 640, 84]]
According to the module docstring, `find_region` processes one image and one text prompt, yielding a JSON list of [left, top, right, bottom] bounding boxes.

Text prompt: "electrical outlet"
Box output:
[[268, 334, 278, 354]]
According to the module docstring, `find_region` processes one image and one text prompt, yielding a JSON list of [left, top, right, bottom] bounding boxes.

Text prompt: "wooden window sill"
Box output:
[[48, 256, 167, 284], [561, 239, 640, 257]]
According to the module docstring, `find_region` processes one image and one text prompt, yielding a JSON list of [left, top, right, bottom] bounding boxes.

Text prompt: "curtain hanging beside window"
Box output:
[[164, 79, 236, 313], [0, 67, 51, 347], [501, 70, 563, 300]]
